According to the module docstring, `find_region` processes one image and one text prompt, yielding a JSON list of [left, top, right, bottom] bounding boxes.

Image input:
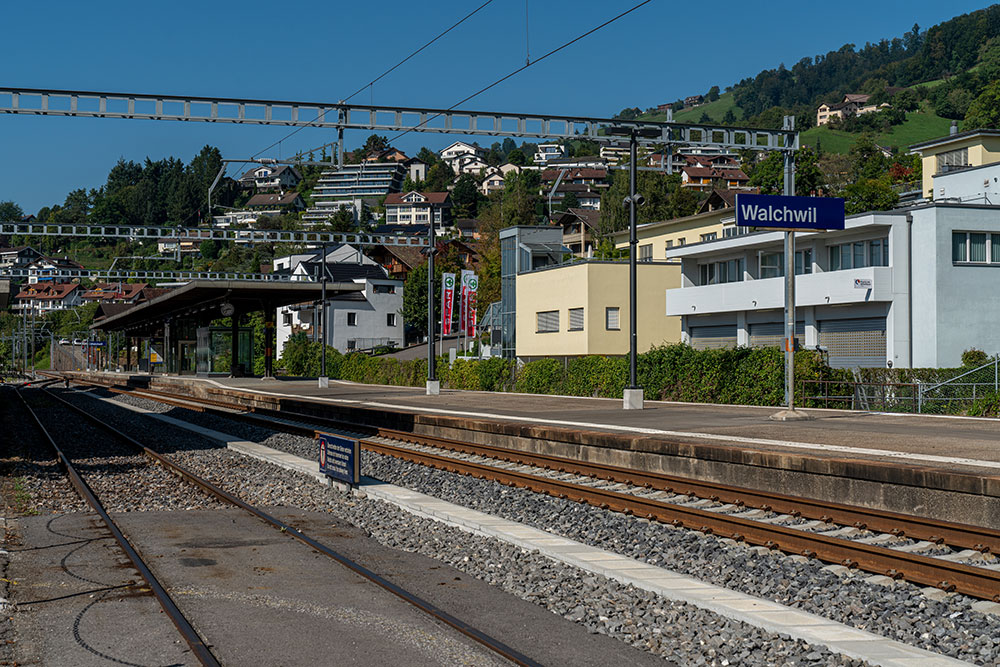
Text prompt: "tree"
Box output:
[[200, 240, 221, 260], [0, 200, 24, 221], [451, 174, 481, 218], [722, 109, 737, 125], [843, 178, 898, 215], [848, 136, 889, 183], [362, 134, 389, 155], [400, 247, 463, 338], [424, 162, 456, 192], [699, 111, 711, 123], [506, 148, 527, 166], [964, 81, 1000, 130], [501, 170, 541, 226], [706, 86, 720, 102], [324, 207, 356, 232], [558, 191, 579, 212], [416, 147, 440, 167]]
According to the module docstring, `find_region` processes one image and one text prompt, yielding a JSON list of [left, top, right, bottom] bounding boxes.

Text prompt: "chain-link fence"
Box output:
[[800, 358, 1000, 415]]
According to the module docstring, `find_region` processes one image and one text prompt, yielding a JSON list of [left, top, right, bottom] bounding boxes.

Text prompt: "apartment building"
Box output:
[[304, 162, 405, 224], [383, 191, 451, 226]]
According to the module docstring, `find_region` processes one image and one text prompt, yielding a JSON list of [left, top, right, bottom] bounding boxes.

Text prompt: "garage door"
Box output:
[[818, 317, 886, 368], [690, 324, 737, 350], [748, 321, 804, 349]]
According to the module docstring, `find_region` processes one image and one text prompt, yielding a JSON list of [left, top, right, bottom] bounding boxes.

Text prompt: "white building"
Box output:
[[534, 143, 567, 165], [664, 201, 1000, 368], [440, 141, 487, 176], [274, 248, 403, 356]]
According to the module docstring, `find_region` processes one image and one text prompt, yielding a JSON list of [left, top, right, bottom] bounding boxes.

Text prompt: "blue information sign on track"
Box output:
[[318, 433, 360, 486], [736, 193, 845, 230]]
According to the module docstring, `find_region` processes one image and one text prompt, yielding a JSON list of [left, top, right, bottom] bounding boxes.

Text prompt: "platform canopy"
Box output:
[[90, 280, 362, 334]]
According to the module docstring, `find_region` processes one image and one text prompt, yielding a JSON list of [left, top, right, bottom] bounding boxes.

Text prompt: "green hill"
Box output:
[[800, 107, 953, 154], [639, 93, 743, 123]]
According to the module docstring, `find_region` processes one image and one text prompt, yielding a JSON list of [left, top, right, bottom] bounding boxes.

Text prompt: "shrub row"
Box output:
[[277, 335, 851, 407]]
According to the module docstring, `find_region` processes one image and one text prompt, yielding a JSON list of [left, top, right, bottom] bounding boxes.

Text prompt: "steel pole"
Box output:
[[320, 242, 327, 380], [427, 216, 437, 385], [628, 132, 638, 390], [782, 115, 796, 412]]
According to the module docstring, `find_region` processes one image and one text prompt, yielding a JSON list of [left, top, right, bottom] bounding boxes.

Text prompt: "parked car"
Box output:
[[58, 338, 70, 345], [72, 338, 83, 345]]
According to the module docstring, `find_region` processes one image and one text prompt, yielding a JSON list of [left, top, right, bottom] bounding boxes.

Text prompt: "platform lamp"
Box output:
[[606, 125, 661, 410]]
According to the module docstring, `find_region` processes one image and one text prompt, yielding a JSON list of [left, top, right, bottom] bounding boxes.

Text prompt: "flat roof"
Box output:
[[909, 129, 1000, 152], [91, 280, 363, 333]]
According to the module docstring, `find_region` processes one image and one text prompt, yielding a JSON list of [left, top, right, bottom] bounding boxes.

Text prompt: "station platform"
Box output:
[[64, 372, 1000, 529]]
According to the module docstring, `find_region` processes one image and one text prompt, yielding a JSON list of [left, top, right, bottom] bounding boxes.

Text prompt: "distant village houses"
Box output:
[[816, 93, 891, 126]]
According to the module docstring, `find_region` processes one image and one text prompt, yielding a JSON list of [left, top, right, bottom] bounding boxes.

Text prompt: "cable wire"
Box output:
[[293, 0, 652, 157], [246, 0, 495, 166]]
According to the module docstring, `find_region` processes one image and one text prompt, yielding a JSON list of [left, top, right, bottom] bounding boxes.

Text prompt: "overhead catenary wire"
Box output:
[[292, 0, 653, 158], [245, 0, 495, 167]]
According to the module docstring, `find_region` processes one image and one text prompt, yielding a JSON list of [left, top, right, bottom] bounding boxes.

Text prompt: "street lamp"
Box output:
[[606, 125, 661, 410]]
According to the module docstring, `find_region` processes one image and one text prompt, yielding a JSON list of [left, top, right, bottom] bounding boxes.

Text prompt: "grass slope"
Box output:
[[800, 108, 952, 154], [638, 92, 743, 123]]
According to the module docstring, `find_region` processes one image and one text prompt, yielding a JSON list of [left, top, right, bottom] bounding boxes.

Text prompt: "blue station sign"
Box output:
[[736, 193, 845, 231], [318, 432, 360, 486]]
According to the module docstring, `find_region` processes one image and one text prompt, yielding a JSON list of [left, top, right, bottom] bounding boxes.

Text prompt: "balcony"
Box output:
[[666, 266, 892, 316]]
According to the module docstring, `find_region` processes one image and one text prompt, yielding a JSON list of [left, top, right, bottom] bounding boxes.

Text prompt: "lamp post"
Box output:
[[607, 126, 660, 410], [319, 242, 329, 388], [426, 211, 439, 395]]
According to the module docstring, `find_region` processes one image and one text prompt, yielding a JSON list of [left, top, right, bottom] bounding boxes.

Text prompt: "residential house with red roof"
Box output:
[[383, 191, 452, 227]]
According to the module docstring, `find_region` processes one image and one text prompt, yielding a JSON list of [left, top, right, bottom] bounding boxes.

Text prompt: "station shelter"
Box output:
[[90, 280, 362, 377]]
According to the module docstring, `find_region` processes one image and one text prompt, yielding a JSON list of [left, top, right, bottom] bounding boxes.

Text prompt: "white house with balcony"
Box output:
[[273, 248, 404, 356], [534, 143, 567, 165], [664, 201, 1000, 368]]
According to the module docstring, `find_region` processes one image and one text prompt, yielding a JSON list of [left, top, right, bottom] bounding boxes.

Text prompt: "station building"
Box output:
[[664, 131, 1000, 369]]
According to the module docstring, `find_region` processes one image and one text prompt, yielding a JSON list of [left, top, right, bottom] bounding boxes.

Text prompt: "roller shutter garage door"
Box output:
[[690, 324, 737, 350], [818, 317, 886, 368], [748, 321, 804, 349]]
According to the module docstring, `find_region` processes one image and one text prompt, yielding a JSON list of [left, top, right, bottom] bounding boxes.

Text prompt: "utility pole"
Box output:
[[319, 242, 329, 388], [426, 214, 439, 395]]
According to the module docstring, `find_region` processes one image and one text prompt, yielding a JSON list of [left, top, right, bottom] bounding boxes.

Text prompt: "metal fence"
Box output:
[[800, 358, 1000, 414]]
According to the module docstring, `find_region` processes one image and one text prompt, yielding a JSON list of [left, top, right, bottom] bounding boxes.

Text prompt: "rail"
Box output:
[[62, 377, 1000, 602]]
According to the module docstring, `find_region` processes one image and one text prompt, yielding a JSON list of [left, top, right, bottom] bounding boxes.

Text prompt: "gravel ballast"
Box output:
[[87, 388, 999, 665]]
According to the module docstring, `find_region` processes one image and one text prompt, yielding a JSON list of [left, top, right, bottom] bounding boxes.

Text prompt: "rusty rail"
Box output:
[[62, 376, 1000, 602]]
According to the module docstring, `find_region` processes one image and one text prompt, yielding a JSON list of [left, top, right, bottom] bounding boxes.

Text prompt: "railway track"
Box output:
[[10, 386, 221, 666], [70, 379, 1000, 603], [18, 384, 543, 667]]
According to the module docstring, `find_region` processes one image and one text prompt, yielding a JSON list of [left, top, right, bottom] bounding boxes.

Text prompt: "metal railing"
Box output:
[[800, 358, 1000, 415]]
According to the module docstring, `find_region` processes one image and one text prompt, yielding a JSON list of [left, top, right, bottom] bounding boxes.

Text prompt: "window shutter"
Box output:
[[606, 307, 620, 330], [536, 310, 559, 333], [569, 308, 584, 331]]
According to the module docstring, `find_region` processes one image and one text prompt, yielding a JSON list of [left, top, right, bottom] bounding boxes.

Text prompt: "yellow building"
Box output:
[[515, 260, 680, 360], [609, 205, 736, 261], [910, 128, 1000, 199]]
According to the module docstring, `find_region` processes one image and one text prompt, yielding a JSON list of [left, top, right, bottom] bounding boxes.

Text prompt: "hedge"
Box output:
[[276, 339, 858, 408]]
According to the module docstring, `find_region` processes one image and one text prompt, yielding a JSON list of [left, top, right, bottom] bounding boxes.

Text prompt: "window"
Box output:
[[568, 308, 584, 331], [386, 313, 397, 327], [700, 232, 718, 242], [794, 249, 813, 275], [829, 239, 889, 271], [282, 312, 292, 326], [699, 258, 745, 285], [759, 251, 784, 279], [347, 312, 358, 326], [937, 148, 969, 174], [678, 237, 686, 246], [606, 307, 620, 331], [664, 239, 673, 249], [536, 310, 559, 333], [952, 231, 1000, 264], [639, 244, 653, 262], [347, 340, 356, 350], [373, 284, 396, 294]]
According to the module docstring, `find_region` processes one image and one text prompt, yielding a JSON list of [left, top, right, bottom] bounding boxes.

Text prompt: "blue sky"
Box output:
[[1, 0, 993, 215]]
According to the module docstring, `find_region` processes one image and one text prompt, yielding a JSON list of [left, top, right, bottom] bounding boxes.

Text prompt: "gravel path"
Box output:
[[16, 390, 225, 514], [102, 388, 1000, 665], [57, 388, 875, 666]]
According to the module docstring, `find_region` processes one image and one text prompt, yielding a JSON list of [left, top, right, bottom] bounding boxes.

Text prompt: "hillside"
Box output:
[[627, 5, 1000, 154]]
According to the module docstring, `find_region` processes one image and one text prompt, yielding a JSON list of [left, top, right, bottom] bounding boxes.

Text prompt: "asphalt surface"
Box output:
[[8, 508, 668, 667], [209, 376, 1000, 467]]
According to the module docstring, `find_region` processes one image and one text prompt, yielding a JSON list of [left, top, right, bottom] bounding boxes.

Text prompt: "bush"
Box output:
[[961, 348, 989, 368], [514, 358, 565, 395], [968, 391, 1000, 417], [564, 356, 627, 397]]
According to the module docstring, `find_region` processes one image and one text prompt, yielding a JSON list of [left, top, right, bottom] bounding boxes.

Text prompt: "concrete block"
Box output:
[[623, 388, 644, 410], [318, 376, 329, 388], [426, 380, 440, 396], [769, 409, 813, 421], [971, 600, 1000, 616]]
